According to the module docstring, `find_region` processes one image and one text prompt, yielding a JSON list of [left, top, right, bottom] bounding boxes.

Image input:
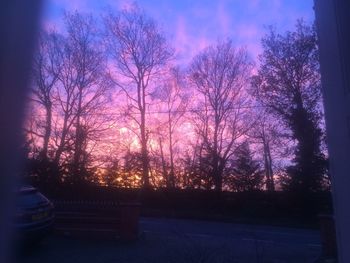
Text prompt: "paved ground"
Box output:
[[16, 217, 322, 263]]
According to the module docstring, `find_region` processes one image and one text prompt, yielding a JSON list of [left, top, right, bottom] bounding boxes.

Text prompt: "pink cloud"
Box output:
[[236, 24, 260, 39], [247, 0, 261, 10], [233, 24, 263, 61], [115, 0, 135, 10], [49, 0, 91, 12], [173, 16, 212, 64], [216, 1, 231, 36]]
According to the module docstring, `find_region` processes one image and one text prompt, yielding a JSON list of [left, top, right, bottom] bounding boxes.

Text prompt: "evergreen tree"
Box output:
[[226, 141, 264, 192], [252, 21, 328, 193]]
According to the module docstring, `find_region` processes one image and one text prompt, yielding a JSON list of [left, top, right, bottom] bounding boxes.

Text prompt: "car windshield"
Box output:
[[17, 190, 48, 207]]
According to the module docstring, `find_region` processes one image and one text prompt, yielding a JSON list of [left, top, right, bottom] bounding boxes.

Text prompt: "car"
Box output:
[[14, 185, 54, 242]]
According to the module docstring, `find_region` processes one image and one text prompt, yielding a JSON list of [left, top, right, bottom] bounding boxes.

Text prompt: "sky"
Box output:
[[42, 0, 315, 65]]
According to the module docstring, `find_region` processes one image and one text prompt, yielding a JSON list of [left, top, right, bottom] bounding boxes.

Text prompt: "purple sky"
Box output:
[[42, 0, 315, 64]]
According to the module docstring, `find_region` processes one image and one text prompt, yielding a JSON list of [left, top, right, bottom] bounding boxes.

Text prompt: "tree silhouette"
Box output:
[[105, 5, 173, 188], [31, 31, 62, 159], [63, 12, 110, 183], [226, 141, 264, 192], [189, 40, 253, 192], [252, 21, 328, 193], [153, 67, 189, 188]]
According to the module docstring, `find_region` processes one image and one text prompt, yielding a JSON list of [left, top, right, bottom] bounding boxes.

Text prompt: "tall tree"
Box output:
[[64, 12, 110, 182], [154, 67, 189, 188], [189, 40, 252, 192], [105, 5, 173, 188], [31, 31, 62, 159], [48, 12, 110, 183], [247, 110, 281, 191], [251, 21, 327, 192]]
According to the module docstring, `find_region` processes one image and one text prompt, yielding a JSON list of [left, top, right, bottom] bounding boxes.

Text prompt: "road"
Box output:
[[17, 217, 322, 263], [140, 217, 321, 245]]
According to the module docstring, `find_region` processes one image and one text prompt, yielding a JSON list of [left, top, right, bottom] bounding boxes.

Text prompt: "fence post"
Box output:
[[119, 203, 141, 241], [319, 214, 337, 260]]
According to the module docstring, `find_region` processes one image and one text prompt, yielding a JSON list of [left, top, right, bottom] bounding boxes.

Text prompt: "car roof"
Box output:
[[18, 185, 37, 194]]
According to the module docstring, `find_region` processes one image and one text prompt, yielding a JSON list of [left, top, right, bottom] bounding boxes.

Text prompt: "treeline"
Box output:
[[25, 5, 329, 194]]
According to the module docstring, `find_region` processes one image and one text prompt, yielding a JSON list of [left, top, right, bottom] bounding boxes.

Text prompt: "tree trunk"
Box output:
[[54, 114, 69, 165], [73, 88, 83, 183], [168, 112, 175, 188], [140, 109, 149, 188], [266, 140, 275, 191], [213, 113, 222, 192], [262, 133, 275, 191], [213, 160, 223, 192], [158, 137, 169, 188], [42, 101, 52, 159]]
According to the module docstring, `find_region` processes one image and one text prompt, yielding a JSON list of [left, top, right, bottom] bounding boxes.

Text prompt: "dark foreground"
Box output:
[[17, 217, 321, 263]]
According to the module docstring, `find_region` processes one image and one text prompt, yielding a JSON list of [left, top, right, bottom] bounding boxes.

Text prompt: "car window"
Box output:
[[17, 191, 48, 207]]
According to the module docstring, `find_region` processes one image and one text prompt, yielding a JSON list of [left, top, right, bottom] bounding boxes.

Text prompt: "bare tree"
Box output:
[[31, 31, 62, 159], [248, 110, 279, 191], [188, 40, 252, 192], [104, 5, 173, 188], [51, 12, 110, 183], [153, 67, 189, 188], [65, 12, 110, 180]]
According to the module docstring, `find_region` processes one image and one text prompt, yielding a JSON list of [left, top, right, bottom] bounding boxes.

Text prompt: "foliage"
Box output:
[[225, 141, 264, 192], [251, 21, 328, 193]]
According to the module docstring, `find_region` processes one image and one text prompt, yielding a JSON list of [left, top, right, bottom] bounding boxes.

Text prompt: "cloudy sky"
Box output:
[[42, 0, 315, 64]]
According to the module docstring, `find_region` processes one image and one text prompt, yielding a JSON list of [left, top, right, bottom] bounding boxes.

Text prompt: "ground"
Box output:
[[17, 217, 322, 263]]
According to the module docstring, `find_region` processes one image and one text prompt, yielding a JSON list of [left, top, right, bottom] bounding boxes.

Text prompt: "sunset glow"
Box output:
[[24, 0, 327, 193]]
